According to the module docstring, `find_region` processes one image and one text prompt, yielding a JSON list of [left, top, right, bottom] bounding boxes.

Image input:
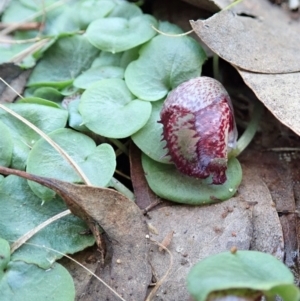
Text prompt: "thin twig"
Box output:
[[0, 36, 43, 44], [145, 239, 174, 301], [109, 138, 129, 156], [10, 210, 71, 253], [0, 0, 68, 36], [0, 22, 41, 31], [151, 25, 194, 37], [0, 85, 91, 185], [223, 0, 244, 10], [10, 38, 50, 64], [16, 242, 128, 301], [114, 169, 131, 181], [0, 77, 24, 99], [266, 147, 300, 152]]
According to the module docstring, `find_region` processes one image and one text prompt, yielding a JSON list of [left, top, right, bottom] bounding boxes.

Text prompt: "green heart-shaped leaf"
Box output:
[[20, 0, 57, 10], [73, 66, 124, 89], [2, 0, 36, 23], [75, 0, 116, 28], [125, 22, 207, 101], [142, 153, 242, 205], [0, 238, 10, 273], [108, 1, 142, 19], [0, 103, 68, 170], [46, 6, 80, 35], [187, 251, 300, 301], [27, 128, 116, 200], [0, 31, 37, 67], [79, 78, 152, 138], [0, 237, 75, 301], [0, 121, 13, 167], [132, 100, 171, 164], [86, 14, 158, 53], [0, 177, 94, 268], [120, 46, 140, 69], [33, 87, 63, 103], [67, 98, 89, 132], [27, 35, 99, 88], [91, 51, 122, 68], [17, 97, 61, 108], [0, 260, 75, 301]]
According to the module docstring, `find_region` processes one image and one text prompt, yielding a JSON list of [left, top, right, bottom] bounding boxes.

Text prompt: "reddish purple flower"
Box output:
[[160, 77, 237, 184]]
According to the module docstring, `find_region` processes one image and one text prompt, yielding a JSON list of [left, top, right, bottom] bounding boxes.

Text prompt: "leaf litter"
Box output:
[[129, 145, 283, 300], [129, 1, 299, 299], [1, 0, 300, 300], [0, 63, 31, 103], [190, 0, 300, 136], [0, 166, 151, 301]]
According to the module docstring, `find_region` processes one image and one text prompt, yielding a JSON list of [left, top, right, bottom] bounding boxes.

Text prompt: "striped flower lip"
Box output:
[[159, 77, 237, 185]]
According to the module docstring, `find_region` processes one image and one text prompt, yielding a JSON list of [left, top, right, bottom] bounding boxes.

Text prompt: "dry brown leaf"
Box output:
[[0, 166, 151, 301], [190, 4, 300, 73], [130, 142, 157, 210], [0, 63, 31, 103], [237, 71, 300, 136], [188, 0, 300, 136]]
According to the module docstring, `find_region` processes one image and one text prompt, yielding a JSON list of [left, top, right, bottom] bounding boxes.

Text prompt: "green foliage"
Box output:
[[131, 100, 171, 164], [0, 177, 94, 268], [0, 121, 13, 167], [0, 1, 248, 298], [125, 22, 207, 101], [32, 87, 64, 103], [2, 0, 37, 22], [67, 98, 90, 132], [73, 66, 124, 89], [28, 35, 99, 88], [17, 97, 61, 108], [108, 0, 142, 18], [86, 15, 157, 53], [0, 103, 68, 169], [79, 78, 152, 138], [0, 238, 75, 301], [27, 128, 116, 200], [187, 250, 300, 301], [0, 0, 241, 218], [91, 51, 123, 67], [142, 154, 242, 204], [74, 0, 116, 28]]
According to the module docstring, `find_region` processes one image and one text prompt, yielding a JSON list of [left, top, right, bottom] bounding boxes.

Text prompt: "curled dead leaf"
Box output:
[[190, 9, 300, 74], [189, 0, 300, 137], [0, 166, 151, 300]]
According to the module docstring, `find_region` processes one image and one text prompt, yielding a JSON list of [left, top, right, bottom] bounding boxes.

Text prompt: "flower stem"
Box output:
[[213, 54, 221, 82], [109, 138, 129, 156], [109, 177, 135, 201], [230, 100, 264, 157]]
